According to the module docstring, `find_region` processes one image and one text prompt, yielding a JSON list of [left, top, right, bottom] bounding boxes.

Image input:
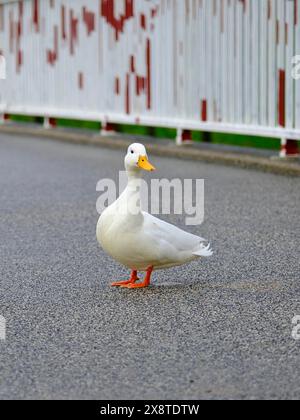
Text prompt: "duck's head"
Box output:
[[125, 143, 156, 175]]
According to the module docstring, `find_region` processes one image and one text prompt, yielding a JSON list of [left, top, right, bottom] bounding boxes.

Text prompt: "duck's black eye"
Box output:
[[131, 150, 134, 154]]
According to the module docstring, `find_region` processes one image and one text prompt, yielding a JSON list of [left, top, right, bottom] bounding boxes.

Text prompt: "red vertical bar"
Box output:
[[61, 6, 66, 40], [140, 13, 146, 30], [32, 0, 39, 32], [17, 50, 22, 72], [125, 0, 134, 18], [19, 1, 24, 18], [135, 76, 139, 95], [126, 73, 130, 114], [278, 70, 285, 127], [146, 39, 151, 110], [130, 55, 135, 73], [201, 100, 207, 122], [115, 77, 120, 95], [54, 25, 58, 60], [70, 10, 78, 55], [78, 72, 84, 90]]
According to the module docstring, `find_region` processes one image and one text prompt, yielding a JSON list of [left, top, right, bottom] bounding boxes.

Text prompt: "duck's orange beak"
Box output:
[[138, 155, 156, 171]]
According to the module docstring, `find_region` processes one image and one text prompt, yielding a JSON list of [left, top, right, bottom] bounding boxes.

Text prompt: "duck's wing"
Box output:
[[142, 212, 207, 253], [121, 212, 212, 270]]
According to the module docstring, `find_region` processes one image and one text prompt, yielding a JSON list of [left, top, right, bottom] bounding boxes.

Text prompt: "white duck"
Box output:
[[97, 143, 212, 288]]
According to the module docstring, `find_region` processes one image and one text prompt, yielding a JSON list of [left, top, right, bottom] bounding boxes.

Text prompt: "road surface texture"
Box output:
[[0, 133, 299, 400]]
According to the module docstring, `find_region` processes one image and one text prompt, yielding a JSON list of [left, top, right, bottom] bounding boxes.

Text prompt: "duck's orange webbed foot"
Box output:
[[111, 270, 139, 287], [121, 267, 153, 289]]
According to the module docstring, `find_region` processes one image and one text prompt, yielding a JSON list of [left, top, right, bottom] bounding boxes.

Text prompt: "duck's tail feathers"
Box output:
[[193, 243, 213, 258]]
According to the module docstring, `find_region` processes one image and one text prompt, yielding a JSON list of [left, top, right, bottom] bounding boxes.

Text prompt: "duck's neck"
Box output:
[[121, 171, 143, 216], [126, 172, 143, 191]]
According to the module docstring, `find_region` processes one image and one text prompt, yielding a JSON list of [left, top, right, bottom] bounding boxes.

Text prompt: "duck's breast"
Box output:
[[97, 205, 151, 269]]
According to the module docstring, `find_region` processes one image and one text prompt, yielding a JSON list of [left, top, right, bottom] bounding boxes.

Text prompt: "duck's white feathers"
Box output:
[[97, 142, 213, 272], [97, 197, 212, 271]]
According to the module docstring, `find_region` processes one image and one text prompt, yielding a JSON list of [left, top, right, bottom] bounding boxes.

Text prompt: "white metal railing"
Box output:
[[0, 0, 300, 145]]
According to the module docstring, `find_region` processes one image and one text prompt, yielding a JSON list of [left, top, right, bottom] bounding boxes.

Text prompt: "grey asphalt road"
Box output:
[[0, 132, 299, 400]]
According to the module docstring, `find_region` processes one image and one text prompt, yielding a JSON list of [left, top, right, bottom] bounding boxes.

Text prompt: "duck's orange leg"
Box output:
[[121, 266, 153, 289], [111, 270, 139, 287]]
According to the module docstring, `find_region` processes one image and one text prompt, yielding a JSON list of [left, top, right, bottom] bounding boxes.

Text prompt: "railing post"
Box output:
[[100, 121, 117, 136], [0, 113, 10, 124], [280, 138, 299, 158], [44, 117, 57, 129], [176, 129, 192, 146]]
